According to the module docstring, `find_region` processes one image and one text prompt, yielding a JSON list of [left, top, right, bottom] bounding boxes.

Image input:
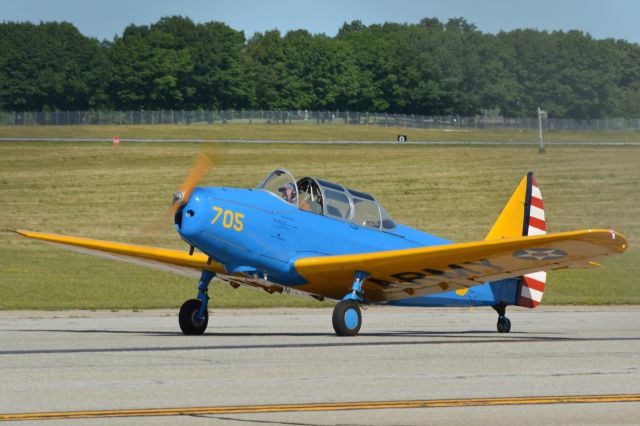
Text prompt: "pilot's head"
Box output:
[[279, 183, 297, 203]]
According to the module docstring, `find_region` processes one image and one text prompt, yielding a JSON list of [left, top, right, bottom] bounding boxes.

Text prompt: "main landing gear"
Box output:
[[332, 272, 367, 337], [493, 303, 512, 333], [179, 270, 214, 335], [332, 300, 362, 336]]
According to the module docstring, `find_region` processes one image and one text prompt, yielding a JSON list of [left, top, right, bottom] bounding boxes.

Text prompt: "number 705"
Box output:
[[211, 206, 244, 232]]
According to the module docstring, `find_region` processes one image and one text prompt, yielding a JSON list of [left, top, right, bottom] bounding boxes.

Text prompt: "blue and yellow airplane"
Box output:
[[17, 155, 627, 336]]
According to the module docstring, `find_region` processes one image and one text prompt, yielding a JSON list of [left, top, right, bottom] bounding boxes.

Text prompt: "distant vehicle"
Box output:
[[17, 156, 627, 336]]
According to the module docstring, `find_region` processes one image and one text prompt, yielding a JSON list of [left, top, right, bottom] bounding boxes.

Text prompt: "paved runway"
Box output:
[[1, 306, 639, 425]]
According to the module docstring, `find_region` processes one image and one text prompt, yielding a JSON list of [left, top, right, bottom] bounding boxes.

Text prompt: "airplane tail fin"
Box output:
[[486, 172, 547, 308]]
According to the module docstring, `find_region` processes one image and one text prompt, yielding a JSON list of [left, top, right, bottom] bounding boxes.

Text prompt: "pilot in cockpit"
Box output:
[[279, 183, 296, 203], [279, 183, 311, 211]]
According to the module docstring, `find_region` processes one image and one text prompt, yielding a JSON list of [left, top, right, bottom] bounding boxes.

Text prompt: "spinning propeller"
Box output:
[[135, 151, 215, 240], [171, 152, 214, 215]]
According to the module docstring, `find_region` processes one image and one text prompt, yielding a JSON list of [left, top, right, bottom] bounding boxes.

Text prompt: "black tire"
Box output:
[[332, 300, 362, 336], [179, 299, 209, 335], [497, 317, 511, 333]]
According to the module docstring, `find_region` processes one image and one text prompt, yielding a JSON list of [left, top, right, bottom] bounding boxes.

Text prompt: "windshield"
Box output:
[[257, 169, 298, 206]]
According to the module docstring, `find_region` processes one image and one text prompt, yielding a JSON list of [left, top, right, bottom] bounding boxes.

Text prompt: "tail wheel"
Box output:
[[179, 299, 209, 335], [332, 300, 362, 336], [497, 316, 511, 333]]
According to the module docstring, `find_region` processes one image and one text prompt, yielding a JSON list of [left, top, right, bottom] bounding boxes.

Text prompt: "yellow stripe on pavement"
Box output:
[[2, 394, 640, 421]]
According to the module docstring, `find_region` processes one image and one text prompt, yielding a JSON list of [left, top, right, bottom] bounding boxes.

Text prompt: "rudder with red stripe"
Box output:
[[519, 173, 547, 307], [486, 172, 547, 308]]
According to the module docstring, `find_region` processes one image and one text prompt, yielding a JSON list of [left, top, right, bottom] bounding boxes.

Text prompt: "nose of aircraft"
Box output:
[[174, 187, 206, 239]]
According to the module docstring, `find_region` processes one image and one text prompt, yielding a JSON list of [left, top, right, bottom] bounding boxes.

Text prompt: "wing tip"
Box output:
[[564, 228, 628, 253], [14, 229, 44, 239], [597, 228, 628, 253]]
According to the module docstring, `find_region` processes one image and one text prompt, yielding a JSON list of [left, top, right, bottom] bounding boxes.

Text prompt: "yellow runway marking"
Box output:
[[2, 394, 640, 421]]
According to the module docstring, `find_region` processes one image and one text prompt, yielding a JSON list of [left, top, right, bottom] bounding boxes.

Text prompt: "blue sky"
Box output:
[[1, 0, 639, 43]]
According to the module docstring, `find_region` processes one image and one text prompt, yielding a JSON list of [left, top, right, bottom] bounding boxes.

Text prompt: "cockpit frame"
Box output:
[[257, 169, 395, 230]]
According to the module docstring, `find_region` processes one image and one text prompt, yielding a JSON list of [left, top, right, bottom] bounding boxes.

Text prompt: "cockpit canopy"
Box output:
[[257, 169, 396, 230]]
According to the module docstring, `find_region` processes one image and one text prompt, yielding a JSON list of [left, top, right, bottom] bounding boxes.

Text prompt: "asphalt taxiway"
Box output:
[[1, 306, 639, 425]]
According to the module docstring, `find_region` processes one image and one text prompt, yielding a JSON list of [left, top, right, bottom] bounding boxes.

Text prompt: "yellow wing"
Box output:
[[294, 229, 627, 302], [16, 230, 225, 278], [16, 228, 628, 303]]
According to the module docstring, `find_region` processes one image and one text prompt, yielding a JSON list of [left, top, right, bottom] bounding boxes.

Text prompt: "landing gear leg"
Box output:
[[332, 272, 367, 337], [179, 270, 214, 335], [493, 303, 511, 333]]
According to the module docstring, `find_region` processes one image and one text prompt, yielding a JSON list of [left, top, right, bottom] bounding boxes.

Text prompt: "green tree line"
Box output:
[[1, 16, 639, 118]]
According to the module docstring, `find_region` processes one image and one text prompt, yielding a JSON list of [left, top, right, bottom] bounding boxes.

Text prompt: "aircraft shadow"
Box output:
[[11, 328, 531, 338], [3, 329, 639, 357]]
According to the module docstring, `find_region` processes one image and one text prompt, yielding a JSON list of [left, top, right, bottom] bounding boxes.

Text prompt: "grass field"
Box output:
[[2, 123, 640, 143], [1, 130, 639, 309]]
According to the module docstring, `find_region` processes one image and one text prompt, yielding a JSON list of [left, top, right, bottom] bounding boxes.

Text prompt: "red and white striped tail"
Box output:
[[526, 178, 546, 236], [520, 271, 546, 308], [518, 175, 547, 308]]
